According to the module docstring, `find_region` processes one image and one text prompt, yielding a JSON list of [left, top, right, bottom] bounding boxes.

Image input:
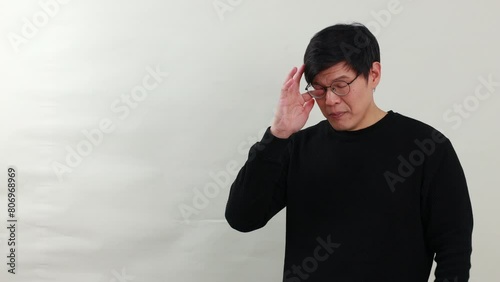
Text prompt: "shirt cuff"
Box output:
[[252, 126, 291, 161]]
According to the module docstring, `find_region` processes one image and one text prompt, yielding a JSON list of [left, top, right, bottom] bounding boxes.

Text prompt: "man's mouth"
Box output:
[[329, 112, 346, 119]]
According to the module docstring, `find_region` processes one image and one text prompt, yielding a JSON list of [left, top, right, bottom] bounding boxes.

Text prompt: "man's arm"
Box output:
[[225, 126, 291, 232], [225, 65, 315, 232], [422, 139, 474, 282]]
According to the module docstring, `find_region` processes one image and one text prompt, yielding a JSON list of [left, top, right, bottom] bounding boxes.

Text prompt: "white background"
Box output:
[[0, 0, 499, 281]]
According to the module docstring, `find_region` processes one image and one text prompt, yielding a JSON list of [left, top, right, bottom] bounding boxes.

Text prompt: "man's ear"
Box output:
[[370, 62, 382, 88]]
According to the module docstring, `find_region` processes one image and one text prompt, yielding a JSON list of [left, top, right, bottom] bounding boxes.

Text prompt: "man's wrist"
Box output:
[[270, 126, 292, 139]]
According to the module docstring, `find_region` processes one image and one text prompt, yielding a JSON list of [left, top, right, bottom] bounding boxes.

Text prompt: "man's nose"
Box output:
[[325, 88, 342, 105]]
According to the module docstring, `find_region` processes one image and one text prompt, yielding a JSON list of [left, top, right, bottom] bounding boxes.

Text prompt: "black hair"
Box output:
[[303, 22, 380, 84]]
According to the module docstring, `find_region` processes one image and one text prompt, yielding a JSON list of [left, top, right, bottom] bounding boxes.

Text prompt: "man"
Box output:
[[225, 23, 473, 282]]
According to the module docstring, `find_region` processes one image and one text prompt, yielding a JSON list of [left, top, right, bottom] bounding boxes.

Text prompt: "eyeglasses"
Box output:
[[305, 73, 360, 99]]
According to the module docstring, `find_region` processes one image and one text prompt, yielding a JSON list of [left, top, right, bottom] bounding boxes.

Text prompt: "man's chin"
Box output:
[[327, 114, 353, 131]]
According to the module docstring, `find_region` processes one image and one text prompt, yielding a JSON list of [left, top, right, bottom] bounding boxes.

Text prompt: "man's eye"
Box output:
[[332, 82, 348, 89]]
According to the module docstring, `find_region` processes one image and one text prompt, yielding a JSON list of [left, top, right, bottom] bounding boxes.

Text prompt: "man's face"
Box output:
[[312, 61, 381, 131]]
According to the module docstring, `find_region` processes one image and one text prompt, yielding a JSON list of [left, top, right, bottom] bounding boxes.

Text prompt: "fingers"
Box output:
[[281, 77, 295, 92], [282, 65, 305, 91], [301, 92, 313, 102], [282, 65, 308, 99], [293, 64, 305, 84], [284, 67, 297, 84], [283, 64, 304, 85], [303, 98, 315, 114]]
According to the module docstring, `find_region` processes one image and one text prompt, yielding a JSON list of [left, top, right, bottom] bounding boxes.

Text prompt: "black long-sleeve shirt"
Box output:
[[225, 110, 473, 282]]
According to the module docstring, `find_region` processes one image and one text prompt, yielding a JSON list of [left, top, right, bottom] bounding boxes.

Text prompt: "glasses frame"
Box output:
[[305, 73, 360, 99]]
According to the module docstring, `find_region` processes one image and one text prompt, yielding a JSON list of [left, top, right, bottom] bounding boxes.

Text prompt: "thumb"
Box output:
[[303, 99, 315, 114]]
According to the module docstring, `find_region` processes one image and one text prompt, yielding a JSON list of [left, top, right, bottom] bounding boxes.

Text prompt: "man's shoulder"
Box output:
[[390, 111, 449, 142]]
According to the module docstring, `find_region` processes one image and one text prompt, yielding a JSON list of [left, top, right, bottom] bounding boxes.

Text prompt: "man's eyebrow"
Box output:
[[313, 75, 350, 85]]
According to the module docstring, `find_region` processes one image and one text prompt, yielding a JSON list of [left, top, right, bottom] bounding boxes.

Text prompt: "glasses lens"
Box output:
[[306, 84, 325, 98], [331, 81, 349, 96]]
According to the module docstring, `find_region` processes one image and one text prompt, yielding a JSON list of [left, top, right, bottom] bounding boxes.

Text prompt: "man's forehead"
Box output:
[[313, 62, 354, 84]]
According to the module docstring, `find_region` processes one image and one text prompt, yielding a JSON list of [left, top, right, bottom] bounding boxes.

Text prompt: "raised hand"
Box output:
[[270, 64, 315, 139]]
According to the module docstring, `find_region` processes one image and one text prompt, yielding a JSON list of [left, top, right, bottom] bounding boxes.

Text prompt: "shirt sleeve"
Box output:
[[225, 126, 291, 232], [421, 139, 474, 282]]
